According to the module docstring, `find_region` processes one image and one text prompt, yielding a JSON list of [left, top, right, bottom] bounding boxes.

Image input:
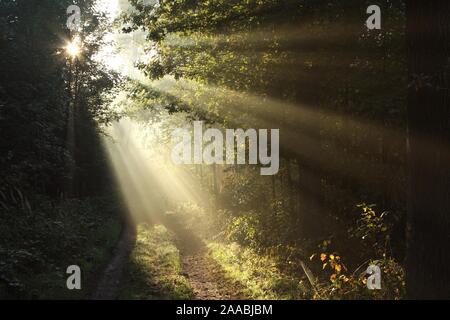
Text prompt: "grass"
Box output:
[[207, 242, 310, 300], [0, 195, 122, 299], [119, 224, 194, 300]]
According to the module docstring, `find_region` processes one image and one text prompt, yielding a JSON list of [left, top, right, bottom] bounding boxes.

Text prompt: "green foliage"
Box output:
[[308, 204, 405, 300], [120, 78, 407, 299], [350, 203, 393, 255], [226, 214, 260, 248], [113, 0, 408, 300], [312, 256, 405, 300], [208, 242, 309, 300]]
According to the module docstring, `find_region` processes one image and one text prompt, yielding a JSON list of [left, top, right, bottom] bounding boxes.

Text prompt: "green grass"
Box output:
[[119, 224, 194, 300], [0, 196, 122, 299], [207, 242, 309, 300]]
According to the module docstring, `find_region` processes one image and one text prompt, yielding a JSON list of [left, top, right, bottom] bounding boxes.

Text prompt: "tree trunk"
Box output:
[[65, 58, 76, 198], [406, 0, 450, 299], [286, 159, 295, 211]]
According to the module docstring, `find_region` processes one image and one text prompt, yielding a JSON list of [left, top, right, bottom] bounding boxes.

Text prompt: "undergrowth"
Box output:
[[119, 224, 194, 300], [208, 242, 310, 300], [0, 196, 122, 299]]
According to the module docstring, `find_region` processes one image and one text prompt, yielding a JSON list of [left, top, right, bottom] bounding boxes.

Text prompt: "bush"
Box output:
[[226, 213, 261, 248]]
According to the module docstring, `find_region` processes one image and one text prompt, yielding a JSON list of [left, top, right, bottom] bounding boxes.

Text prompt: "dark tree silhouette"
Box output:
[[407, 0, 450, 299]]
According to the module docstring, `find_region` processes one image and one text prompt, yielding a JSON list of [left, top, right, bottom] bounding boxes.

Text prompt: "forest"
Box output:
[[0, 0, 450, 301]]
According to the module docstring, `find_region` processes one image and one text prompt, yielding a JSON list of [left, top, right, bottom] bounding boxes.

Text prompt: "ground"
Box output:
[[91, 209, 310, 300], [92, 216, 248, 300]]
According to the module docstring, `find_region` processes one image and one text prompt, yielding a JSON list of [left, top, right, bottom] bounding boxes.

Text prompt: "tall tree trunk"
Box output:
[[296, 158, 323, 239], [286, 159, 295, 211], [65, 58, 77, 198], [406, 0, 450, 299]]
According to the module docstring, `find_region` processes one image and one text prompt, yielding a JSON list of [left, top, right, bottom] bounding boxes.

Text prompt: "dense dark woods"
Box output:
[[0, 0, 449, 300], [0, 0, 122, 298], [0, 0, 117, 200], [1, 0, 69, 196], [406, 0, 450, 299]]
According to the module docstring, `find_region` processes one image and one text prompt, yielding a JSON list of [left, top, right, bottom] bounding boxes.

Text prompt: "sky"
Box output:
[[94, 0, 153, 80]]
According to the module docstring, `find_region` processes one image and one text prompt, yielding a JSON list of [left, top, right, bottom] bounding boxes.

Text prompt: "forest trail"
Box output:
[[162, 215, 247, 300], [92, 225, 136, 300], [93, 215, 247, 300]]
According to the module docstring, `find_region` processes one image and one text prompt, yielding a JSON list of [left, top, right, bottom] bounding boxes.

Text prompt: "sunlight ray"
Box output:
[[102, 117, 208, 224]]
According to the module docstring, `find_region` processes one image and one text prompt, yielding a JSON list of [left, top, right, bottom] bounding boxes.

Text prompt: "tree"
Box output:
[[406, 0, 450, 299]]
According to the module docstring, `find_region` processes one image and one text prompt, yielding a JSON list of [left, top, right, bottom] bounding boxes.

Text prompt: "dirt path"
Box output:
[[163, 215, 247, 300], [181, 252, 245, 300], [93, 216, 246, 300], [91, 224, 136, 300]]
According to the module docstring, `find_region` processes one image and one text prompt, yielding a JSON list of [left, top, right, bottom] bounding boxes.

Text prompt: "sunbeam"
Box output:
[[102, 116, 208, 225]]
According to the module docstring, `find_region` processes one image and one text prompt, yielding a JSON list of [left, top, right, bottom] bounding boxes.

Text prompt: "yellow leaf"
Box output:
[[330, 254, 335, 260], [335, 264, 342, 273], [320, 253, 327, 262], [322, 263, 327, 270]]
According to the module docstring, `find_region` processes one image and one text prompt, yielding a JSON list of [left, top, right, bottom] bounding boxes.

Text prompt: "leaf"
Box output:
[[309, 253, 316, 261], [322, 263, 327, 270], [320, 253, 327, 262]]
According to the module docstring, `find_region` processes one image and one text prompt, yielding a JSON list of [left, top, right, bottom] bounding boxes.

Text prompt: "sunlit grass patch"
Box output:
[[119, 224, 194, 300], [208, 242, 309, 300]]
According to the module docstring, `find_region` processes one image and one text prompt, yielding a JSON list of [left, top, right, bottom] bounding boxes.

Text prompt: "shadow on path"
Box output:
[[93, 212, 249, 300], [92, 224, 136, 300]]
